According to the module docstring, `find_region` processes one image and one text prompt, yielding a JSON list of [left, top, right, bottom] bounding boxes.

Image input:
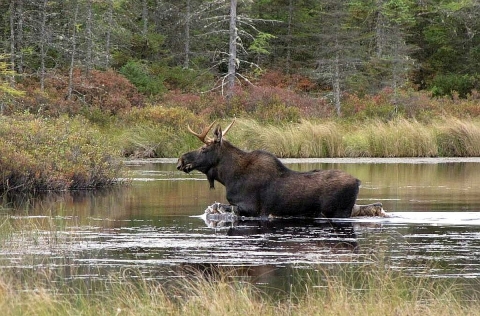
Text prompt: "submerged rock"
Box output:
[[202, 201, 389, 228], [351, 203, 388, 217]]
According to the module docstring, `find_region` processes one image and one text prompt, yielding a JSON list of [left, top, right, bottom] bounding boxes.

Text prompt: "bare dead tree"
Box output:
[[226, 0, 237, 100], [39, 0, 48, 92], [68, 1, 80, 101], [286, 0, 294, 75], [184, 0, 191, 68], [85, 0, 93, 77], [9, 1, 15, 86], [142, 0, 148, 36], [105, 0, 114, 68]]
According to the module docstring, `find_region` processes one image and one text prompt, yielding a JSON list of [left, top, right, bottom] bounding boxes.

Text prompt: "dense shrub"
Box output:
[[160, 92, 225, 119], [255, 70, 318, 93], [0, 114, 123, 193], [156, 66, 215, 92], [224, 85, 330, 121], [121, 105, 199, 128], [117, 122, 207, 158], [342, 89, 399, 119], [120, 61, 167, 96], [118, 105, 203, 157], [430, 74, 477, 98], [14, 69, 143, 116]]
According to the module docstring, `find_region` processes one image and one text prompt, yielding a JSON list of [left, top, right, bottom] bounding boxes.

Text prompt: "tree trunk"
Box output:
[[105, 0, 113, 68], [39, 0, 48, 92], [68, 1, 79, 101], [9, 0, 15, 86], [184, 0, 191, 69], [390, 27, 401, 112], [333, 49, 341, 116], [375, 0, 386, 58], [142, 0, 148, 36], [85, 0, 93, 77], [17, 0, 24, 74], [286, 0, 294, 75], [226, 0, 237, 100]]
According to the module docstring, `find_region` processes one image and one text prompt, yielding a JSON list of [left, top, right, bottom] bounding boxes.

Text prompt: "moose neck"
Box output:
[[211, 140, 247, 187]]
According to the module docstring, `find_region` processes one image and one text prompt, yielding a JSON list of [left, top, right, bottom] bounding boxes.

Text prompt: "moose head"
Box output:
[[176, 120, 236, 188]]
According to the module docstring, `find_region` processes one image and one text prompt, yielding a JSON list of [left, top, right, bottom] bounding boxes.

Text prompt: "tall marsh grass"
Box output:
[[435, 118, 480, 156], [0, 262, 477, 315], [234, 120, 344, 158], [231, 118, 480, 158], [350, 119, 438, 157]]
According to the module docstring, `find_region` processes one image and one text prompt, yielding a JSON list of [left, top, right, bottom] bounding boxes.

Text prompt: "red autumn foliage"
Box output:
[[255, 70, 318, 92], [13, 69, 143, 116]]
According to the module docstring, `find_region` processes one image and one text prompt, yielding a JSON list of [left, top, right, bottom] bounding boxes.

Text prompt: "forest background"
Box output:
[[1, 0, 480, 192]]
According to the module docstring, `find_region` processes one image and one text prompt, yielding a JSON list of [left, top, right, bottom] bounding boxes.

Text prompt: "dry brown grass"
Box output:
[[230, 118, 480, 158], [435, 118, 480, 156], [0, 263, 477, 316]]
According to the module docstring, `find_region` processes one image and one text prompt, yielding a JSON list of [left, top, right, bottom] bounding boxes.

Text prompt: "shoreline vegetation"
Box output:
[[1, 68, 480, 195], [0, 261, 478, 316], [1, 111, 480, 195], [0, 114, 123, 194]]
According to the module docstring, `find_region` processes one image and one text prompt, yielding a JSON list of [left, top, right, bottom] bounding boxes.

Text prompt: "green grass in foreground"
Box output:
[[0, 262, 478, 316]]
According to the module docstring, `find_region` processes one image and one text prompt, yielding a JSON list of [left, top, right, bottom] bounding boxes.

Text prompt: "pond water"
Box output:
[[1, 158, 480, 292]]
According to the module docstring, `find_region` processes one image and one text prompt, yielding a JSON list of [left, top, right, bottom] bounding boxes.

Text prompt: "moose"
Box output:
[[177, 120, 385, 218]]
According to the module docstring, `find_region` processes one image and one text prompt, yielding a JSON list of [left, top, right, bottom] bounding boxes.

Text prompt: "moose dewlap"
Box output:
[[177, 120, 360, 218]]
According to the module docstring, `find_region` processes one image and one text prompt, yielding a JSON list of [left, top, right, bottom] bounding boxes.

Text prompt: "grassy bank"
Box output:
[[0, 262, 477, 316], [227, 118, 480, 158], [2, 111, 480, 194], [121, 116, 480, 158], [0, 114, 123, 194]]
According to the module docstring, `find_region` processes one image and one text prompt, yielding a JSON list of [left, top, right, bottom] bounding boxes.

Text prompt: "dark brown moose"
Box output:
[[177, 120, 373, 218]]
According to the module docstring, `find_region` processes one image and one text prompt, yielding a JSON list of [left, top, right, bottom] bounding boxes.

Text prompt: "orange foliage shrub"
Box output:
[[160, 92, 225, 118], [122, 105, 199, 128], [256, 70, 317, 92], [14, 69, 143, 116]]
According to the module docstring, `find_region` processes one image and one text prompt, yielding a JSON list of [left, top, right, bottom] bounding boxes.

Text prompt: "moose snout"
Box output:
[[176, 158, 184, 170], [176, 156, 193, 173]]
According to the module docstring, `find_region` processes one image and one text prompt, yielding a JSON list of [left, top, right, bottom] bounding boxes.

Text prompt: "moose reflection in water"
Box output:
[[177, 217, 359, 287], [177, 120, 386, 219], [202, 212, 359, 251]]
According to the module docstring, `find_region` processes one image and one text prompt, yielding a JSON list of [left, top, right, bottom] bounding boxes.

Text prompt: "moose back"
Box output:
[[176, 120, 361, 218]]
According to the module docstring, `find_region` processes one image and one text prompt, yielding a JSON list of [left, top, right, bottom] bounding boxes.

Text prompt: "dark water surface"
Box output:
[[1, 158, 480, 291]]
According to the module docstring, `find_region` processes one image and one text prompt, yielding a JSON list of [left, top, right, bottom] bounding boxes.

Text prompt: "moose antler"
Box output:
[[187, 119, 236, 143], [222, 118, 236, 137], [187, 121, 216, 143]]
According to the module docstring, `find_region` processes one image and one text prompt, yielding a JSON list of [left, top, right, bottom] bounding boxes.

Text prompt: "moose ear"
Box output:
[[213, 125, 223, 143]]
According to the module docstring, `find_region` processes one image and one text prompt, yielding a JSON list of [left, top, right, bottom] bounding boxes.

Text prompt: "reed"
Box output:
[[71, 116, 480, 159], [348, 118, 438, 157], [234, 119, 344, 158], [234, 119, 438, 158], [289, 263, 472, 316], [435, 118, 480, 156], [0, 262, 477, 316]]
